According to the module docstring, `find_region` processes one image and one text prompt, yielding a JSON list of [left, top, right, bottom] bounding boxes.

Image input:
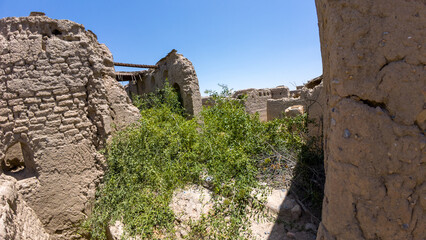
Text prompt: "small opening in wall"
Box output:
[[172, 83, 184, 108], [52, 29, 62, 35], [138, 80, 146, 95], [259, 92, 262, 97], [2, 142, 37, 180], [163, 70, 169, 82], [151, 76, 156, 89]]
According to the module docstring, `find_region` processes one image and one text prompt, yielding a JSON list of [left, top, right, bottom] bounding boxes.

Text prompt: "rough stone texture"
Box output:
[[124, 49, 203, 116], [0, 176, 50, 240], [315, 1, 425, 239], [106, 221, 124, 240], [0, 14, 140, 239]]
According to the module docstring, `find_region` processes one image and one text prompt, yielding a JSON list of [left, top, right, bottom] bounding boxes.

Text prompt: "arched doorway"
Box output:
[[172, 83, 184, 109]]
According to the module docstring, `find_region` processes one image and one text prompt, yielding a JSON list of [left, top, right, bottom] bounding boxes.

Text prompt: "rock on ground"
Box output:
[[169, 185, 317, 240], [0, 176, 50, 240]]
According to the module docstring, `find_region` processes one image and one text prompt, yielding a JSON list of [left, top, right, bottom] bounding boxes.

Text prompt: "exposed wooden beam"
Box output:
[[114, 62, 158, 69]]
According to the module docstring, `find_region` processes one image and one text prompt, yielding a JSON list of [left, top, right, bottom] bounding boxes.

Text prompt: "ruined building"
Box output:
[[1, 0, 425, 239], [0, 13, 140, 239], [119, 49, 203, 117], [267, 76, 325, 142], [230, 86, 290, 121], [201, 76, 325, 142]]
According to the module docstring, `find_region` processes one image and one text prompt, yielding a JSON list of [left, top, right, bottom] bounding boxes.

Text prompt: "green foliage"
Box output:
[[133, 80, 185, 116], [291, 137, 325, 219], [84, 84, 311, 239]]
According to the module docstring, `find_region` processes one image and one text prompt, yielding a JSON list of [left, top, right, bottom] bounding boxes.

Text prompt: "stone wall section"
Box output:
[[0, 14, 140, 239], [315, 1, 425, 239]]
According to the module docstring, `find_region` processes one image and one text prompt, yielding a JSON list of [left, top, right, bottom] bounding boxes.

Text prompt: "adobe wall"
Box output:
[[315, 1, 425, 239], [267, 78, 325, 141], [232, 88, 272, 121], [267, 97, 305, 120], [230, 86, 289, 121], [125, 50, 203, 116], [0, 13, 140, 239]]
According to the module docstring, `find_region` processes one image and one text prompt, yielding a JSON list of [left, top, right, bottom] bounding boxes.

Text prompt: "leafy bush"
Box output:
[[83, 83, 311, 239]]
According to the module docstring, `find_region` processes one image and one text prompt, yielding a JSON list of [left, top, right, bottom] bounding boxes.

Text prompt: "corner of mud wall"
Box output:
[[315, 1, 425, 239]]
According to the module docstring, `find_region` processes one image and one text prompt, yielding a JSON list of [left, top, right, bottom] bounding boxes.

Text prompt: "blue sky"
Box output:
[[0, 0, 322, 95]]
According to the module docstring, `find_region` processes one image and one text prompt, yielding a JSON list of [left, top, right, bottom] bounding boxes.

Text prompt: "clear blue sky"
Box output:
[[0, 0, 322, 95]]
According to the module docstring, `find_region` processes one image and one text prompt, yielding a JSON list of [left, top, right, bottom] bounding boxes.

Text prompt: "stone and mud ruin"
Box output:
[[0, 12, 140, 239], [0, 0, 425, 239], [121, 49, 203, 117]]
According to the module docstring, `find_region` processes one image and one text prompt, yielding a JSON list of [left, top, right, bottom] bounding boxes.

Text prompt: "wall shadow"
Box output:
[[267, 140, 325, 240]]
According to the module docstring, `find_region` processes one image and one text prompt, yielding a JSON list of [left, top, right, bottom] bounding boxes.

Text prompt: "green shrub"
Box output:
[[83, 84, 311, 239]]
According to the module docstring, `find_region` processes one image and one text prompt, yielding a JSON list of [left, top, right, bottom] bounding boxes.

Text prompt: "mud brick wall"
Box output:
[[315, 1, 425, 239], [0, 14, 140, 239]]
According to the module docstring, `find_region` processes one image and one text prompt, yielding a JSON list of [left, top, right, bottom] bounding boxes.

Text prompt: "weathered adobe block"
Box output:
[[315, 1, 425, 239], [0, 13, 140, 239]]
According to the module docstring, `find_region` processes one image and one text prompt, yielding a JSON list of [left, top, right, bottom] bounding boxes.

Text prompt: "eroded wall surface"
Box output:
[[315, 1, 425, 239], [0, 14, 140, 239]]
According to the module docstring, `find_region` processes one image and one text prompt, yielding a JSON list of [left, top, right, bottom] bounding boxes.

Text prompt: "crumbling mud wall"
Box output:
[[201, 86, 289, 121], [124, 50, 203, 116], [267, 78, 325, 141], [0, 13, 140, 239], [229, 86, 289, 121], [267, 97, 305, 120], [232, 88, 273, 121], [315, 1, 425, 239]]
